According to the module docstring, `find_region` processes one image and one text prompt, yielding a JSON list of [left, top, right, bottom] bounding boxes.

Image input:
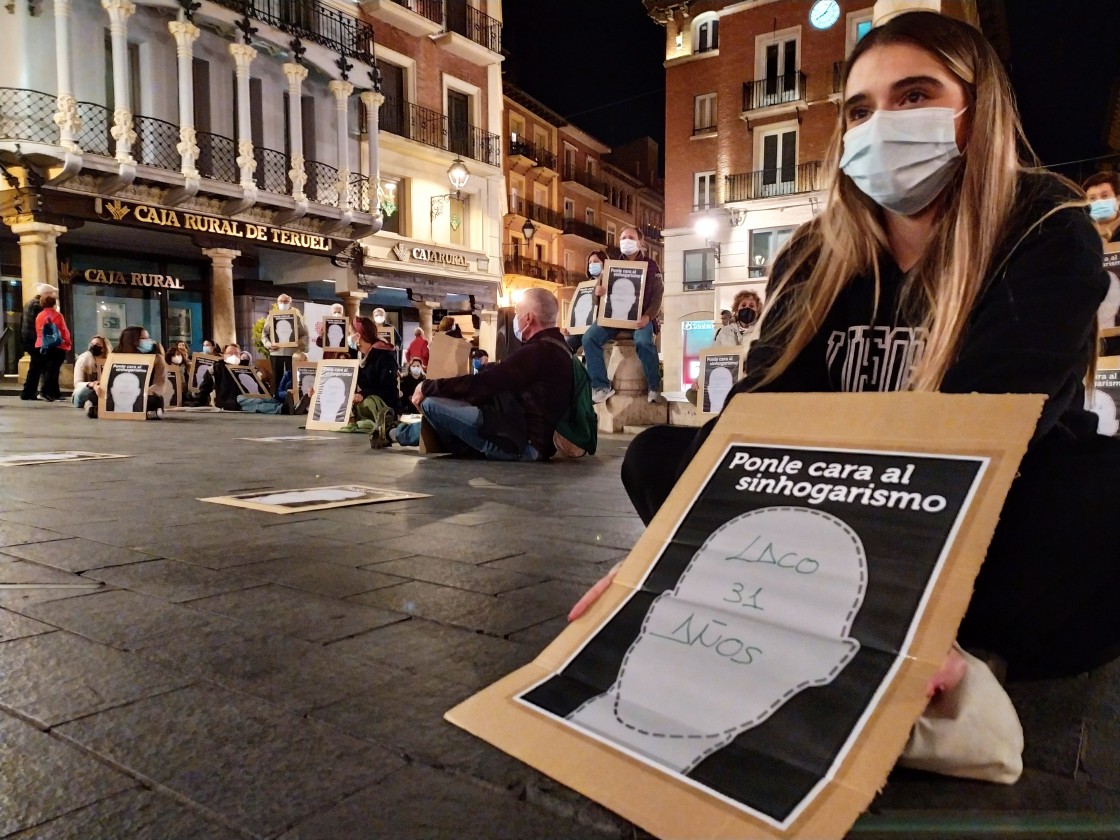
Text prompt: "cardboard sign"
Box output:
[[427, 332, 471, 380], [1102, 245, 1120, 330], [267, 312, 299, 349], [320, 316, 350, 357], [567, 280, 600, 336], [228, 365, 272, 398], [0, 451, 129, 467], [446, 392, 1042, 839], [306, 359, 360, 430], [597, 260, 647, 329], [378, 327, 396, 346], [1087, 355, 1120, 436], [200, 484, 429, 514], [294, 362, 318, 401], [188, 353, 220, 394], [167, 368, 183, 408], [698, 348, 748, 415], [97, 354, 155, 420]]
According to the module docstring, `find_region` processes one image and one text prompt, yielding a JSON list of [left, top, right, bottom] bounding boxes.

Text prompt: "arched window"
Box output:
[[693, 14, 720, 54]]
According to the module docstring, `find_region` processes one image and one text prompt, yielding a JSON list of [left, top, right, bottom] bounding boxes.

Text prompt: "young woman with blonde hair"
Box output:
[[597, 12, 1117, 684]]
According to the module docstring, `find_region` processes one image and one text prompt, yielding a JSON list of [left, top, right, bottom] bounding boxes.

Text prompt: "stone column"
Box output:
[[12, 221, 68, 384], [11, 222, 67, 309], [328, 80, 354, 210], [338, 289, 367, 320], [359, 89, 383, 215], [53, 0, 81, 151], [102, 0, 137, 164], [283, 62, 308, 201], [203, 248, 240, 346], [415, 301, 435, 338], [228, 43, 257, 189], [169, 20, 201, 179]]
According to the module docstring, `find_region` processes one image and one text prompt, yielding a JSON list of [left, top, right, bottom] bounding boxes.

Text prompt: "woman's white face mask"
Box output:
[[839, 106, 967, 216]]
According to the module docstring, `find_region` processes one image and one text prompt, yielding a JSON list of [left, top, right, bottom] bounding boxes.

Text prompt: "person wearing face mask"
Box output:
[[400, 358, 427, 406], [582, 228, 665, 404], [713, 290, 762, 349], [262, 294, 309, 393], [85, 326, 167, 418], [562, 250, 609, 353], [194, 343, 247, 411], [72, 335, 108, 409], [200, 339, 217, 357], [349, 316, 401, 415], [581, 12, 1120, 726], [1083, 172, 1120, 244], [393, 288, 573, 460]]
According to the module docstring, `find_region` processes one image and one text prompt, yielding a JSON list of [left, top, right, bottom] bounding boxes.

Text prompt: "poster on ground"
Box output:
[[446, 392, 1042, 839], [0, 452, 129, 467], [305, 360, 360, 430], [97, 354, 155, 421], [200, 484, 429, 514]]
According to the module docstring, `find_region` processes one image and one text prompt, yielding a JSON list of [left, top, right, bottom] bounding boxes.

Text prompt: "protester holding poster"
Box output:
[[562, 250, 609, 352], [86, 327, 166, 419], [581, 229, 664, 405], [610, 12, 1119, 692]]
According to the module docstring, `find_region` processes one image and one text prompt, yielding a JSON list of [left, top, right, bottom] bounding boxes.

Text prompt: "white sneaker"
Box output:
[[592, 388, 615, 404], [647, 390, 665, 404]]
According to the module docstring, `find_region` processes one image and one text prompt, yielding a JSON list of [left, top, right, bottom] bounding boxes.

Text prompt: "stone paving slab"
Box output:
[[367, 554, 546, 595], [0, 558, 106, 610], [0, 522, 71, 547], [184, 583, 408, 643], [0, 630, 193, 726], [3, 788, 246, 840], [136, 624, 397, 716], [19, 589, 233, 650], [81, 559, 262, 603], [0, 607, 55, 642], [1, 715, 136, 837], [276, 764, 615, 840], [55, 684, 406, 838], [231, 557, 408, 598], [0, 538, 162, 574]]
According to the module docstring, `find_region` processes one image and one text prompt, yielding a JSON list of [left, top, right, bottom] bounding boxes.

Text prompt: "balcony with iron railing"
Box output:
[[210, 0, 374, 63], [0, 86, 369, 213], [507, 194, 564, 229], [449, 3, 502, 53], [561, 164, 609, 198], [561, 217, 608, 245], [508, 138, 557, 173], [725, 161, 822, 202], [741, 71, 807, 113], [503, 248, 573, 285], [379, 98, 501, 166], [640, 223, 663, 242]]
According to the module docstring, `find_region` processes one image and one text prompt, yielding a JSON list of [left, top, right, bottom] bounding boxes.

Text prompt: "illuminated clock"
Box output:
[[810, 0, 841, 30]]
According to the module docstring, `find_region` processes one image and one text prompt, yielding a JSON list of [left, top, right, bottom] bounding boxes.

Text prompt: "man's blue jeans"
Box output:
[[582, 322, 661, 392], [398, 397, 538, 461]]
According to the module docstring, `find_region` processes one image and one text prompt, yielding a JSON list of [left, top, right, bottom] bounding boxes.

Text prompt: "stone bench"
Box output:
[[590, 335, 668, 434]]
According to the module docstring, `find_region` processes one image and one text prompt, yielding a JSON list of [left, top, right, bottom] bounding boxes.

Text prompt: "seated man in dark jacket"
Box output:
[[396, 288, 574, 461], [197, 343, 246, 411]]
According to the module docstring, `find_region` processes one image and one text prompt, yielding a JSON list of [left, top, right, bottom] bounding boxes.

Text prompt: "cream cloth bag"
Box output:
[[898, 645, 1024, 784]]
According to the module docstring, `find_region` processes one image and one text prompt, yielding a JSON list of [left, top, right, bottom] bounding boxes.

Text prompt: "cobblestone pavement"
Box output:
[[2, 397, 1119, 839]]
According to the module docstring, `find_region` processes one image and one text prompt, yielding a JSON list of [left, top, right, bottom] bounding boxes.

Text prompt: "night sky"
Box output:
[[502, 1, 1120, 181]]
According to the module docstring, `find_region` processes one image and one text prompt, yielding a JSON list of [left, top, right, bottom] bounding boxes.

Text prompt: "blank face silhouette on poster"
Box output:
[[315, 376, 348, 423], [607, 278, 638, 321], [109, 372, 142, 413]]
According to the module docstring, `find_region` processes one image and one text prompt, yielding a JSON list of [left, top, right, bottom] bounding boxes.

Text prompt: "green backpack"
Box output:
[[545, 338, 598, 457]]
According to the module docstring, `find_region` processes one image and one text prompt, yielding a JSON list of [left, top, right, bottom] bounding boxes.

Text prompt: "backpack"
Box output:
[[543, 338, 598, 457], [40, 318, 62, 351]]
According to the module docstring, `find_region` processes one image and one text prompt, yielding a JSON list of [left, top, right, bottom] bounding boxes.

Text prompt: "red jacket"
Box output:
[[35, 308, 72, 351], [406, 336, 430, 367]]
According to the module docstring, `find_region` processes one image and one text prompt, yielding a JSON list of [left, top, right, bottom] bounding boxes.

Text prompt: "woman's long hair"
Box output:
[[115, 326, 144, 354], [756, 12, 1036, 392]]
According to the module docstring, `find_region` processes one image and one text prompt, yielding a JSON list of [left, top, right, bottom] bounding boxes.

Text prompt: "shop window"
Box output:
[[683, 248, 716, 291]]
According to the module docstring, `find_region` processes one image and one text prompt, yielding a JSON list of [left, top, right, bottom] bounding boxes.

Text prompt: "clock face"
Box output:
[[810, 0, 841, 30]]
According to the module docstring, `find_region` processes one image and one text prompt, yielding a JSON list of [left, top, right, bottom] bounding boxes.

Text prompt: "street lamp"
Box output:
[[447, 156, 470, 197], [521, 218, 536, 242], [695, 214, 721, 264]]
